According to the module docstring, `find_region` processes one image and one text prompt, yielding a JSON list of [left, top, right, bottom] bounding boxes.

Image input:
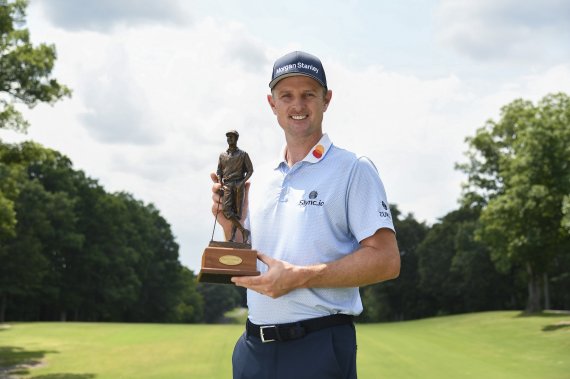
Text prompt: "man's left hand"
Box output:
[[231, 253, 306, 298]]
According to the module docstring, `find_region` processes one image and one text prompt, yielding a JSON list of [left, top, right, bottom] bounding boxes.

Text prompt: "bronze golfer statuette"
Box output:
[[198, 130, 260, 284]]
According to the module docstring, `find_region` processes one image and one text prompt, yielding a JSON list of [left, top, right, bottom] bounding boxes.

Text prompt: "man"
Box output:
[[217, 130, 253, 243], [211, 51, 400, 379]]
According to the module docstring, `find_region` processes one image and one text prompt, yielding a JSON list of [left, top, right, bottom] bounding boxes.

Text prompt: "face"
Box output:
[[226, 134, 238, 146], [267, 76, 332, 141]]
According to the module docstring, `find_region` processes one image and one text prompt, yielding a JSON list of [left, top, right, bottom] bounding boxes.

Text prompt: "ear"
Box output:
[[323, 89, 332, 112], [267, 94, 277, 115]]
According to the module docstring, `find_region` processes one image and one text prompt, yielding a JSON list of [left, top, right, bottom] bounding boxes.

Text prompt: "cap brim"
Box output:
[[269, 72, 326, 89]]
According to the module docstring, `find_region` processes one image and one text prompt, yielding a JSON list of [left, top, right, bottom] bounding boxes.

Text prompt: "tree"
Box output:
[[0, 142, 82, 322], [458, 93, 570, 313], [415, 209, 466, 316], [0, 150, 20, 239], [197, 283, 241, 323], [1, 0, 71, 271], [173, 267, 204, 323], [0, 141, 198, 323], [0, 0, 71, 132], [416, 206, 523, 317], [0, 179, 55, 322]]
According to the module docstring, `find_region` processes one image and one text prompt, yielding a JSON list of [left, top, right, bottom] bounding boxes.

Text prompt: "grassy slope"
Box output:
[[357, 311, 570, 379], [0, 311, 568, 379]]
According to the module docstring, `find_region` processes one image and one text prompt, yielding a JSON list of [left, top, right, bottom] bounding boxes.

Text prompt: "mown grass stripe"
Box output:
[[0, 311, 568, 379]]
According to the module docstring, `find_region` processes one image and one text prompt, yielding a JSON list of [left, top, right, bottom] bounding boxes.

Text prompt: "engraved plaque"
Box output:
[[219, 255, 243, 266]]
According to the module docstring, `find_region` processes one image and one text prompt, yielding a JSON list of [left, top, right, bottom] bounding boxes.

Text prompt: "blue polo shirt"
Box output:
[[247, 134, 395, 324]]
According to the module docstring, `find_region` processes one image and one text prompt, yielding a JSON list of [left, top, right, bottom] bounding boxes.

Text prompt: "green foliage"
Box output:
[[0, 0, 71, 132], [0, 140, 205, 323], [0, 145, 24, 238], [418, 206, 522, 315], [0, 181, 16, 239], [174, 267, 204, 323], [197, 283, 242, 323], [458, 93, 570, 312], [360, 204, 526, 322], [562, 195, 570, 232]]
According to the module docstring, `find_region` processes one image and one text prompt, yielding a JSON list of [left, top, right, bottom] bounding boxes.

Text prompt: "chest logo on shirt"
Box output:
[[299, 190, 325, 207]]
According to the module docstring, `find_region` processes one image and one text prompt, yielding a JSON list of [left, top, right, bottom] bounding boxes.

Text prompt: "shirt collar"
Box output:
[[275, 133, 333, 169]]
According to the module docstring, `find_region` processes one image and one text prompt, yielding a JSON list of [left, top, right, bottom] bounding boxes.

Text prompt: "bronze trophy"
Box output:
[[198, 130, 260, 284]]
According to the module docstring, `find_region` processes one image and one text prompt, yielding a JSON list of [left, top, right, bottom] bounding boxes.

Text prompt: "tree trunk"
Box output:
[[543, 272, 550, 310], [0, 294, 6, 323], [526, 263, 542, 313]]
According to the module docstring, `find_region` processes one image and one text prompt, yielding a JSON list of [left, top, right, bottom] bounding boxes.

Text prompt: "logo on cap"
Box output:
[[269, 51, 327, 89]]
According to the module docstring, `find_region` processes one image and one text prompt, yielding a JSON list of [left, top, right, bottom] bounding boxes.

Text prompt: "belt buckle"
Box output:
[[260, 325, 277, 343]]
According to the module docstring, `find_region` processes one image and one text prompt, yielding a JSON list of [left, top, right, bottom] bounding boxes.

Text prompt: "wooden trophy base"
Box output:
[[197, 241, 260, 284]]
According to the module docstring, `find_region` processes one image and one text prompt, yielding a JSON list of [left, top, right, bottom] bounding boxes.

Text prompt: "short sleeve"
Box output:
[[346, 157, 395, 242]]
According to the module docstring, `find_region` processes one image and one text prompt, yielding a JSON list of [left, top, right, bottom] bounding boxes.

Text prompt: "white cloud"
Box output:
[[78, 45, 162, 145], [36, 0, 189, 32], [436, 0, 570, 64]]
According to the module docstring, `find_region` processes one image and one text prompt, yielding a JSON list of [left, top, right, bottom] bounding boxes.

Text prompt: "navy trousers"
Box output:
[[232, 322, 357, 379]]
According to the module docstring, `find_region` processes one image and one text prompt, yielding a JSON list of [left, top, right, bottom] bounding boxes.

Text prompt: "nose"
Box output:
[[289, 96, 305, 112]]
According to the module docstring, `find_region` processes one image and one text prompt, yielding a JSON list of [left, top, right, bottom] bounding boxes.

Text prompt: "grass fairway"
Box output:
[[357, 311, 569, 379], [0, 311, 568, 378]]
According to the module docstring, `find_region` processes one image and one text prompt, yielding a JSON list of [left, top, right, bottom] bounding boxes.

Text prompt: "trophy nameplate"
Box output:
[[198, 241, 260, 284]]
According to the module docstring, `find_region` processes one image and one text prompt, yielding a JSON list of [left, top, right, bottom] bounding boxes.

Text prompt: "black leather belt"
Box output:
[[246, 314, 353, 343]]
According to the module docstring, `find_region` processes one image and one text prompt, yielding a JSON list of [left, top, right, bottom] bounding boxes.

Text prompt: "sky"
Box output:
[[2, 0, 570, 271]]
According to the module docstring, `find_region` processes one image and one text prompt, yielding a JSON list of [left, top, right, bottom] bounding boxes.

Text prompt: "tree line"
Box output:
[[360, 92, 570, 321], [0, 140, 249, 324]]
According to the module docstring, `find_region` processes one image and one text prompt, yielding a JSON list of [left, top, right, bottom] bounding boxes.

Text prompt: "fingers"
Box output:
[[232, 275, 256, 286], [211, 202, 222, 216], [210, 172, 223, 216], [211, 184, 222, 203], [231, 254, 291, 299], [211, 172, 222, 197], [257, 252, 273, 265], [232, 275, 273, 297]]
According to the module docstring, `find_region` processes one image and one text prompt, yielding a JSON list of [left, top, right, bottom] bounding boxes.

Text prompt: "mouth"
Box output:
[[290, 115, 308, 120]]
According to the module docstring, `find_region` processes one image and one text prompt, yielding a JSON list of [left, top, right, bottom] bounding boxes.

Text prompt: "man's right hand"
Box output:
[[211, 172, 226, 218], [210, 172, 250, 240]]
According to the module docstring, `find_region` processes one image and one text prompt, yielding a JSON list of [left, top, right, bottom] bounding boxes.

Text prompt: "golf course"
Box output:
[[1, 311, 568, 379]]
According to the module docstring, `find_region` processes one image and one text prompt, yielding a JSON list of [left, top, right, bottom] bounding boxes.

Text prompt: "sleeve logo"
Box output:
[[379, 201, 391, 218]]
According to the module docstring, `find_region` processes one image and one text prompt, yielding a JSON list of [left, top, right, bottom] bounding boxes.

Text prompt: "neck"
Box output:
[[284, 133, 323, 166]]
